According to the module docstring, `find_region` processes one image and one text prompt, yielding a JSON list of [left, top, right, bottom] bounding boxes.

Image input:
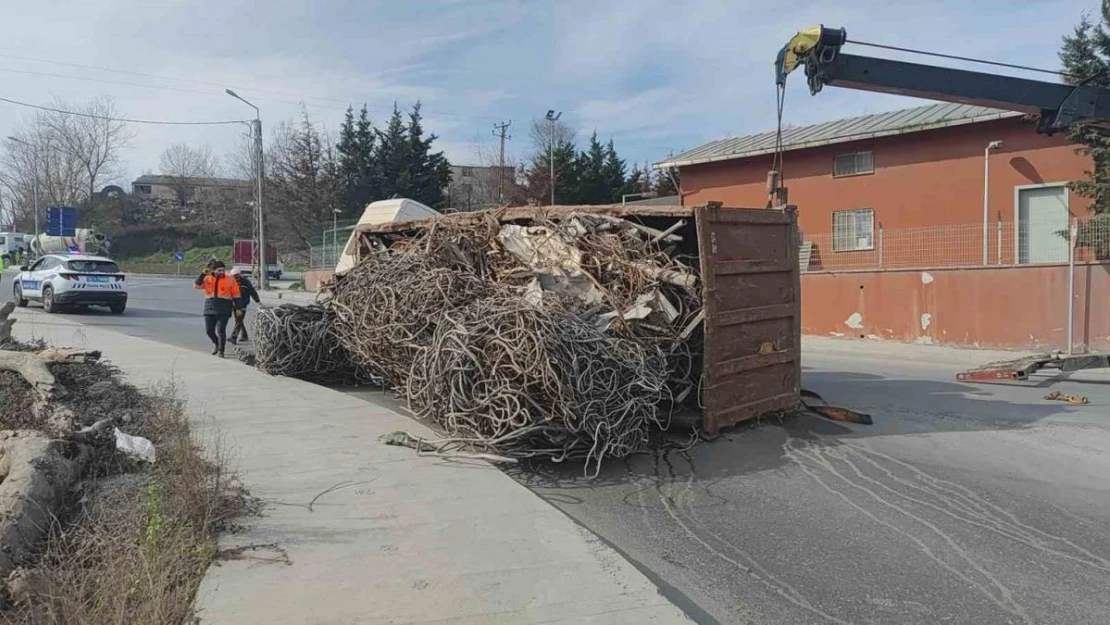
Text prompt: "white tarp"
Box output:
[[335, 199, 440, 275]]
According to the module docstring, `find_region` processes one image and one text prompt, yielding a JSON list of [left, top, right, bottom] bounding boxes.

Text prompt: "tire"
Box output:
[[41, 286, 56, 313], [12, 282, 26, 308], [109, 301, 126, 314]]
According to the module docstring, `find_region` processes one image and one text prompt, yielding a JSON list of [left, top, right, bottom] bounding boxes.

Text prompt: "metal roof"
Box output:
[[655, 103, 1024, 169]]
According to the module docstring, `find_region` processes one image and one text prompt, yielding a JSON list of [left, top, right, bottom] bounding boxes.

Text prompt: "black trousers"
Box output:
[[231, 308, 249, 342], [204, 314, 231, 351]]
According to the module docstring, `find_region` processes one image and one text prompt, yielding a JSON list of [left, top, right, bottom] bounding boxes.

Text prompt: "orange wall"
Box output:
[[801, 264, 1110, 351], [681, 117, 1091, 236]]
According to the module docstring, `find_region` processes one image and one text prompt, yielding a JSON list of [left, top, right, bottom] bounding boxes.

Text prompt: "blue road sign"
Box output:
[[46, 206, 78, 237], [173, 252, 185, 263]]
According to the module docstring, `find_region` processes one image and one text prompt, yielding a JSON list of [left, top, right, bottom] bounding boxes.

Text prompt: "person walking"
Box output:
[[228, 267, 261, 345], [194, 260, 241, 357]]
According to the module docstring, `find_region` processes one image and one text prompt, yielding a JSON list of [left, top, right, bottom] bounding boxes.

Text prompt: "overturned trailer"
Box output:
[[342, 203, 801, 433]]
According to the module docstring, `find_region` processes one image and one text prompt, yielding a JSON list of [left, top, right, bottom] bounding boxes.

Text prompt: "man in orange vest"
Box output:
[[194, 260, 241, 357]]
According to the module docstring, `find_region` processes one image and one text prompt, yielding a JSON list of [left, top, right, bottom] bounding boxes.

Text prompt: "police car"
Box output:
[[13, 254, 127, 314]]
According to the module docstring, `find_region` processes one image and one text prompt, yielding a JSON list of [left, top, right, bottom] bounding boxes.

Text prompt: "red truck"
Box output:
[[232, 239, 283, 280]]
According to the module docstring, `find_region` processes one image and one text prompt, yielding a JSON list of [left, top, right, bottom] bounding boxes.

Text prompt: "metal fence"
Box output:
[[800, 216, 1110, 273], [308, 218, 359, 270]]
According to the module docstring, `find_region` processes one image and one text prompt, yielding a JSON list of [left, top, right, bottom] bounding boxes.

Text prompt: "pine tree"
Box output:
[[336, 105, 377, 215], [405, 102, 451, 208], [522, 139, 578, 205], [573, 132, 608, 204], [375, 104, 410, 200], [601, 139, 628, 202], [1061, 10, 1110, 212], [653, 166, 680, 197]]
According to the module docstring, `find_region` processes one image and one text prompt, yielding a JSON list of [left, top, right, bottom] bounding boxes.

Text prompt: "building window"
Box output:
[[134, 184, 152, 195], [832, 209, 874, 252], [460, 167, 474, 178], [833, 151, 874, 177]]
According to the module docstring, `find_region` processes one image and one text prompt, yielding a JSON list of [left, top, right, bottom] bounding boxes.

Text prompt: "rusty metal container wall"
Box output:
[[696, 204, 801, 433]]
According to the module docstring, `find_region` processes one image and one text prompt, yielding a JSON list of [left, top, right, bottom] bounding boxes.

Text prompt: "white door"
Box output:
[[1017, 185, 1069, 264]]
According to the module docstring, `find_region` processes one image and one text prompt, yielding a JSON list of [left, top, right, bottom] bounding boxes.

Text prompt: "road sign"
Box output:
[[173, 252, 185, 263], [45, 206, 78, 237]]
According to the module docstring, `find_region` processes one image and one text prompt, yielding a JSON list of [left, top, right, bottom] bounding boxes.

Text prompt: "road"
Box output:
[[12, 272, 1110, 624]]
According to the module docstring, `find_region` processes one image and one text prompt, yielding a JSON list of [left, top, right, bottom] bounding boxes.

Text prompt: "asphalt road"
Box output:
[[12, 272, 1110, 624]]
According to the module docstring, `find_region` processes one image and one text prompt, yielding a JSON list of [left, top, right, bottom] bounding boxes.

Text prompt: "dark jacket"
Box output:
[[195, 272, 239, 316], [233, 275, 261, 309]]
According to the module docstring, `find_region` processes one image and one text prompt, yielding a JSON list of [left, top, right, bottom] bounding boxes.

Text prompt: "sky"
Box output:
[[0, 0, 1099, 186]]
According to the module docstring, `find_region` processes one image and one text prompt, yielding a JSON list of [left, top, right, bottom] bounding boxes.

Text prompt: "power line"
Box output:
[[847, 39, 1076, 78], [0, 95, 246, 126], [0, 55, 505, 122]]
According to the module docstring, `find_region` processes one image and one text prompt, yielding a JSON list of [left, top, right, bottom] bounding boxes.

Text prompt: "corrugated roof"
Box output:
[[655, 103, 1024, 169]]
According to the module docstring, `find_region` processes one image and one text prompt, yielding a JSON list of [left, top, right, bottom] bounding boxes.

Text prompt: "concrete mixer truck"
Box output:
[[28, 229, 110, 258]]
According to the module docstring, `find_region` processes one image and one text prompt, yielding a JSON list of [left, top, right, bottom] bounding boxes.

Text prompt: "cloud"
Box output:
[[0, 0, 1096, 188]]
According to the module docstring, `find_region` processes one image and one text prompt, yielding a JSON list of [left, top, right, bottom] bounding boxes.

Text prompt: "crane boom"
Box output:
[[775, 26, 1110, 134]]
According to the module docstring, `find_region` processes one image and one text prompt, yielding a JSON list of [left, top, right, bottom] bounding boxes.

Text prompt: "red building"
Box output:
[[660, 103, 1090, 268], [658, 103, 1106, 351]]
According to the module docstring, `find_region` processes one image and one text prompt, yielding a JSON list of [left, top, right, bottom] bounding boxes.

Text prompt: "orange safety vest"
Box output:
[[195, 273, 242, 300]]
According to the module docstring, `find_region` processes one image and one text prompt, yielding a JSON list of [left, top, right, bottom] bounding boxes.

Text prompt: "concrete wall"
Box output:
[[801, 263, 1110, 351], [679, 117, 1091, 236]]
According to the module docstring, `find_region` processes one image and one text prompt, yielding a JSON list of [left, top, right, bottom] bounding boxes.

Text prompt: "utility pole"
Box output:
[[492, 121, 511, 206], [545, 110, 561, 206], [226, 89, 268, 290]]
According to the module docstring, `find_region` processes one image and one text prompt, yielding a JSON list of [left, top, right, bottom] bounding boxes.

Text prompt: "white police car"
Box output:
[[13, 254, 127, 314]]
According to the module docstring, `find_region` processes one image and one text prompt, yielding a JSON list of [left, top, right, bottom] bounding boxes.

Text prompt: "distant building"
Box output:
[[131, 174, 252, 205], [445, 165, 515, 212]]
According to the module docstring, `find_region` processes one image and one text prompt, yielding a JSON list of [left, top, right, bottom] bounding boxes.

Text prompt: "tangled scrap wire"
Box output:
[[251, 304, 379, 385], [256, 212, 704, 472], [406, 296, 669, 472]]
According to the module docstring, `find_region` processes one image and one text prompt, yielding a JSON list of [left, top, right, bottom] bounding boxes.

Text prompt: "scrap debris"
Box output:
[[252, 304, 380, 386], [254, 212, 705, 472], [1043, 390, 1089, 405]]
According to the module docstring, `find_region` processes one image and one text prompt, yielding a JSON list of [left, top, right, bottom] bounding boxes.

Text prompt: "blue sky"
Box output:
[[0, 0, 1099, 183]]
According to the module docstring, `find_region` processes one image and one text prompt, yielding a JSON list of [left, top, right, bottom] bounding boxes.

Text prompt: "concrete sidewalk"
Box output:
[[14, 312, 689, 625]]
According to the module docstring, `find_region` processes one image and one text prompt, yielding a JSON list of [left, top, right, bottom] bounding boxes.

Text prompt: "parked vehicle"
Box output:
[[13, 253, 127, 314], [29, 229, 111, 258], [0, 232, 30, 264], [232, 239, 283, 280]]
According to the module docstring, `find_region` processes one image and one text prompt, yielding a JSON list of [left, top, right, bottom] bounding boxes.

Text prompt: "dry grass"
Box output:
[[2, 381, 246, 625]]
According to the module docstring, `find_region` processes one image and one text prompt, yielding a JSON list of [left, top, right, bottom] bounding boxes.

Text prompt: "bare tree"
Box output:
[[265, 109, 342, 249], [40, 96, 133, 201], [159, 143, 219, 206], [528, 117, 575, 162], [0, 97, 132, 230]]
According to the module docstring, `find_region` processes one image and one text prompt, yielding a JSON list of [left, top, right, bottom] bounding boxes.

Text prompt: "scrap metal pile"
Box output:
[[254, 212, 705, 471]]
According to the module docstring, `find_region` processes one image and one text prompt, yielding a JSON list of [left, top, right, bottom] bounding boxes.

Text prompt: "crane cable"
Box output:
[[846, 39, 1077, 78], [768, 83, 787, 209]]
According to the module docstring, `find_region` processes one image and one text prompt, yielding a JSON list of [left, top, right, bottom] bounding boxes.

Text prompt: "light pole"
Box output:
[[6, 136, 39, 244], [983, 140, 1003, 266], [545, 110, 561, 206], [226, 89, 268, 290], [332, 208, 342, 268], [622, 191, 658, 206]]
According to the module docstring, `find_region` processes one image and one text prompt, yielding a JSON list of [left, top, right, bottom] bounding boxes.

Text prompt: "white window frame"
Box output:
[[833, 150, 874, 178], [832, 208, 875, 252]]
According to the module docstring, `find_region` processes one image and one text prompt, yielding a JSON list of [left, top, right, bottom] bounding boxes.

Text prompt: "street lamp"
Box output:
[[226, 89, 268, 290], [983, 140, 1003, 265], [545, 110, 561, 206], [6, 136, 39, 243]]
